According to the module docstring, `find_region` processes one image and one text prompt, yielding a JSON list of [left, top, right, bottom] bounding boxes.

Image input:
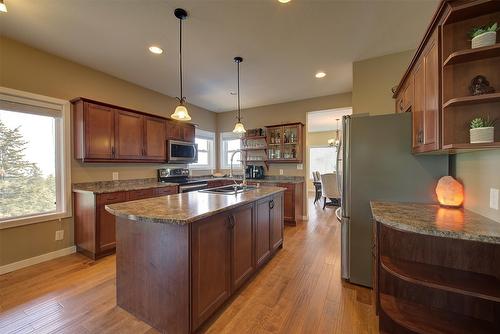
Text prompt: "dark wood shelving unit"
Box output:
[[241, 131, 269, 170], [380, 293, 496, 334], [243, 135, 267, 140], [381, 256, 500, 302], [241, 147, 268, 151], [443, 0, 500, 24], [443, 44, 500, 66], [443, 92, 500, 108], [442, 142, 500, 151]]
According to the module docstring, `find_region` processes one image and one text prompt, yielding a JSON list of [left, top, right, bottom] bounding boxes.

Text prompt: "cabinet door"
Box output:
[[166, 120, 181, 140], [115, 110, 144, 159], [423, 35, 439, 151], [255, 198, 271, 268], [84, 103, 115, 159], [279, 185, 294, 222], [230, 203, 255, 291], [97, 192, 127, 252], [126, 188, 156, 201], [403, 76, 414, 112], [412, 61, 425, 151], [181, 124, 195, 143], [270, 193, 284, 252], [155, 186, 177, 196], [191, 213, 231, 330], [143, 116, 166, 161]]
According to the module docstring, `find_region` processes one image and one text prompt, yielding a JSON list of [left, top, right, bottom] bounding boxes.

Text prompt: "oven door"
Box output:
[[167, 140, 198, 164]]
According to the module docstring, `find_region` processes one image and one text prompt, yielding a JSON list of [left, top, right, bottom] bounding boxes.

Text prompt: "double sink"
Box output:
[[200, 184, 257, 195]]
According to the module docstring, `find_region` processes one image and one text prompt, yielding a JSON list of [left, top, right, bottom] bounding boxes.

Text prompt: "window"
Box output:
[[189, 129, 215, 170], [220, 132, 242, 169], [309, 146, 337, 178], [0, 87, 71, 228]]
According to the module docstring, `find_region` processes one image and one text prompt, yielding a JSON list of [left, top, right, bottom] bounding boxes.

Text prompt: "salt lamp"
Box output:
[[435, 176, 464, 208]]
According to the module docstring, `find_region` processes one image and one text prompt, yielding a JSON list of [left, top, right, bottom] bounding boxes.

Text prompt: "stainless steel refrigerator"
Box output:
[[335, 112, 448, 287]]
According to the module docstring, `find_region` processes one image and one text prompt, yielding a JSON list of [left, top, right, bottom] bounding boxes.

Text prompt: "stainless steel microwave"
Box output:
[[167, 140, 198, 164]]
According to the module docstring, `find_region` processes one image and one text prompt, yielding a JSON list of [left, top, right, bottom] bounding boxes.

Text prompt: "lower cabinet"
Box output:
[[191, 212, 232, 330], [74, 185, 178, 259], [190, 192, 283, 332]]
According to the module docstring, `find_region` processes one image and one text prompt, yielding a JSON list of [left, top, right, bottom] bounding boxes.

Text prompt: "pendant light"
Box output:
[[0, 0, 7, 13], [232, 56, 246, 134], [328, 118, 341, 147], [171, 8, 191, 121]]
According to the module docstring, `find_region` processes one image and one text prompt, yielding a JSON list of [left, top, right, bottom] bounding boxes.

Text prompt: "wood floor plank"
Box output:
[[0, 194, 378, 333]]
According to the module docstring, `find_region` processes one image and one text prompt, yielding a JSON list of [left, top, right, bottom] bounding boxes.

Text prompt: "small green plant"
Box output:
[[469, 22, 498, 39], [470, 116, 496, 129]]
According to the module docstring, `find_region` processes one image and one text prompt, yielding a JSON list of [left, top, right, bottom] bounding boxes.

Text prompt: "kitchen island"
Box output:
[[105, 186, 285, 333]]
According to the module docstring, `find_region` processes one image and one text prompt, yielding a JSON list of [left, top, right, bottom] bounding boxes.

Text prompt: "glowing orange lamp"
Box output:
[[435, 176, 464, 208]]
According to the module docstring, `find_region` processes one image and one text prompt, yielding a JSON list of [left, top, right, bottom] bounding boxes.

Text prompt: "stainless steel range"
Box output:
[[157, 168, 208, 193]]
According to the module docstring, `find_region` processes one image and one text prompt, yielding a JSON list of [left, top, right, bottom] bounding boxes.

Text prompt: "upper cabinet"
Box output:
[[394, 0, 500, 154], [73, 98, 171, 162], [266, 122, 304, 163], [166, 119, 195, 143]]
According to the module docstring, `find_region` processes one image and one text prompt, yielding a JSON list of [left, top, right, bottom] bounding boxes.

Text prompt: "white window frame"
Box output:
[[0, 87, 71, 229], [189, 129, 215, 170], [308, 145, 337, 179], [220, 132, 242, 170]]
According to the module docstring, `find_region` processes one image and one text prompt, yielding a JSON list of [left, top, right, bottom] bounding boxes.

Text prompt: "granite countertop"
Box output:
[[370, 201, 500, 245], [73, 178, 178, 194], [73, 175, 305, 194], [105, 186, 285, 225], [193, 175, 305, 184]]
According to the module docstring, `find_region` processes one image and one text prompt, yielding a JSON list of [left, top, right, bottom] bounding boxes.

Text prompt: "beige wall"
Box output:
[[217, 93, 352, 220], [455, 151, 500, 222], [305, 130, 339, 192], [0, 36, 216, 266], [353, 50, 415, 115]]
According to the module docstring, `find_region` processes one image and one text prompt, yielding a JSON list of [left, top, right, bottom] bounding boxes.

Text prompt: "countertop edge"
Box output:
[[105, 188, 286, 225], [370, 201, 500, 245]]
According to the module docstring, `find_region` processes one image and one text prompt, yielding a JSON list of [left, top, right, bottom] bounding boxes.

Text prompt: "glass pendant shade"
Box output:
[[233, 122, 246, 134], [171, 104, 191, 121], [0, 1, 7, 13]]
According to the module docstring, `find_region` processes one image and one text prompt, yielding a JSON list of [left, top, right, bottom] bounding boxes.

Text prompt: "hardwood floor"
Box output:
[[0, 194, 379, 333]]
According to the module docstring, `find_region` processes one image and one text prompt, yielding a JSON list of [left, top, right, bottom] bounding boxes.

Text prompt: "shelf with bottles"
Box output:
[[265, 122, 303, 163], [241, 128, 268, 151]]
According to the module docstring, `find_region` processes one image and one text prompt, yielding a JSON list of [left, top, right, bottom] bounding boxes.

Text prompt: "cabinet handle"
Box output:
[[269, 200, 275, 210], [112, 146, 115, 156], [228, 215, 235, 229], [399, 100, 403, 111]]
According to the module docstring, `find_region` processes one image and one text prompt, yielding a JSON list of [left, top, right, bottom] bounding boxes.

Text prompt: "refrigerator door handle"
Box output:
[[335, 140, 342, 197]]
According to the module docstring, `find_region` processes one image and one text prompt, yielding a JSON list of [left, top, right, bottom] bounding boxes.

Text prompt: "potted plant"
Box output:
[[470, 117, 496, 143], [469, 22, 498, 49]]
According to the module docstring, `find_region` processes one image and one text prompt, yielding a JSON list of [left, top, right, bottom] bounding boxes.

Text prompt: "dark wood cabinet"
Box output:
[[73, 98, 169, 162], [79, 102, 115, 160], [255, 198, 271, 268], [166, 119, 196, 143], [114, 110, 144, 160], [229, 203, 255, 291], [270, 192, 284, 253], [412, 30, 440, 153], [266, 122, 304, 163], [191, 212, 231, 330], [144, 116, 166, 160], [74, 185, 177, 259]]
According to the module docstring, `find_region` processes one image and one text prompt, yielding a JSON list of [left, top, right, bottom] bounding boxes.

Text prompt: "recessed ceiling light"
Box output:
[[148, 46, 163, 54], [315, 72, 326, 78], [278, 0, 291, 3]]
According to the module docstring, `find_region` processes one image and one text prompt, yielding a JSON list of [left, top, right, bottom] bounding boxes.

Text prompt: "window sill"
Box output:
[[0, 211, 72, 230]]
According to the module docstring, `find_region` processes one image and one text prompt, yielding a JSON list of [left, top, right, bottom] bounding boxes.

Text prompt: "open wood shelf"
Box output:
[[241, 147, 267, 151], [443, 0, 500, 24], [442, 142, 500, 151], [267, 159, 301, 164], [380, 293, 496, 334], [443, 44, 500, 66], [443, 92, 500, 108], [242, 135, 267, 141], [381, 256, 500, 302]]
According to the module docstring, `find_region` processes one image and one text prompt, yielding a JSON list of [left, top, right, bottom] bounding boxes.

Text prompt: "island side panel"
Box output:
[[116, 217, 190, 334]]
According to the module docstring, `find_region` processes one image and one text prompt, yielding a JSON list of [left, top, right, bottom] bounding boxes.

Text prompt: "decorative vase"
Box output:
[[470, 127, 494, 143], [471, 31, 496, 49]]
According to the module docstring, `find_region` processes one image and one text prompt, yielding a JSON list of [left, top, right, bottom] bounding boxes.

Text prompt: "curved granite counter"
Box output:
[[106, 186, 285, 225], [370, 201, 500, 244]]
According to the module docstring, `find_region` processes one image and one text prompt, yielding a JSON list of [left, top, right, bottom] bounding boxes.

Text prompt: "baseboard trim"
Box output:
[[0, 246, 76, 275]]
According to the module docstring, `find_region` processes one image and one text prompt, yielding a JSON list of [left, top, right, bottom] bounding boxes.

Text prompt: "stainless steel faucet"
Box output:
[[229, 149, 246, 186]]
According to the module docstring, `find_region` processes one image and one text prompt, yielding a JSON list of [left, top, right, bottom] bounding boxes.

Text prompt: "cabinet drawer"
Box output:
[[97, 192, 127, 205], [155, 186, 177, 196], [127, 188, 156, 201]]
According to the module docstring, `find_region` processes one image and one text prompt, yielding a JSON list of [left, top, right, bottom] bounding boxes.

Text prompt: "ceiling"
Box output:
[[0, 0, 439, 112], [307, 107, 352, 132]]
